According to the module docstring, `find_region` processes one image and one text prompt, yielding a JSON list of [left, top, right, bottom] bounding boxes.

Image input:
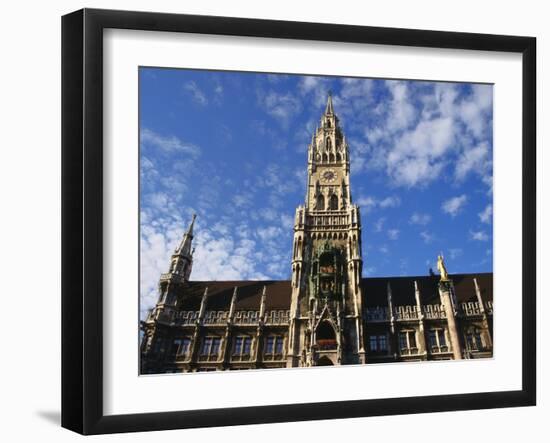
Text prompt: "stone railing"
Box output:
[[422, 304, 446, 319], [203, 310, 229, 325], [159, 272, 186, 285], [264, 310, 290, 325], [233, 310, 260, 325], [394, 305, 419, 321], [461, 301, 483, 316], [176, 310, 199, 325], [305, 211, 350, 229], [365, 307, 389, 322]]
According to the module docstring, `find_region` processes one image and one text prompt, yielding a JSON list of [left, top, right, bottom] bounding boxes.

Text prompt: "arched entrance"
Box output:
[[317, 356, 334, 366]]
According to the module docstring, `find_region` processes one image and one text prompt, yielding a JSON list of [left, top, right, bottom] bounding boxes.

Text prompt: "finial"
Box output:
[[325, 91, 334, 115], [186, 213, 196, 236]]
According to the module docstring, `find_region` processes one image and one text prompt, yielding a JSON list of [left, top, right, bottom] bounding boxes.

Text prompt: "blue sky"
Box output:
[[139, 67, 493, 318]]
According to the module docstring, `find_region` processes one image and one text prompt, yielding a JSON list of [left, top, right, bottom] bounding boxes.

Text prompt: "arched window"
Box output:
[[336, 152, 342, 162], [316, 321, 337, 352], [326, 137, 332, 151], [329, 153, 335, 163], [322, 153, 328, 163], [316, 194, 325, 210], [329, 194, 338, 210]]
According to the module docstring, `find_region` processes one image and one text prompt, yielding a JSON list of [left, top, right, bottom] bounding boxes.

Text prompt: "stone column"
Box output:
[[222, 287, 238, 368], [414, 281, 427, 357], [474, 278, 493, 348], [439, 281, 462, 360], [387, 282, 398, 360], [190, 287, 209, 366]]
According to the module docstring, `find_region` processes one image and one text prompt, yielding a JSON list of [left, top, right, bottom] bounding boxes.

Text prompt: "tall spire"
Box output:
[[325, 91, 334, 115], [176, 214, 196, 256]]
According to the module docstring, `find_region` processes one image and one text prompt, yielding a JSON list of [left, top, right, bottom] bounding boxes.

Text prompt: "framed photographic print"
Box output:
[[61, 8, 536, 435]]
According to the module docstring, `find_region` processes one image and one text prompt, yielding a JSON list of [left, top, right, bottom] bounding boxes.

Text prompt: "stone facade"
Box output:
[[140, 95, 493, 374]]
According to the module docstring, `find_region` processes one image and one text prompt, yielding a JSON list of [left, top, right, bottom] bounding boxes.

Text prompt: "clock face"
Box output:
[[322, 169, 337, 183]]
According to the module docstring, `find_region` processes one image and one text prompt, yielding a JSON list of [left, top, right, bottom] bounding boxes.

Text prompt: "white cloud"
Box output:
[[455, 141, 491, 182], [478, 204, 493, 224], [470, 230, 489, 241], [232, 191, 254, 208], [184, 81, 208, 106], [387, 229, 400, 240], [373, 217, 385, 233], [356, 196, 377, 212], [378, 196, 401, 208], [410, 212, 431, 225], [449, 248, 463, 259], [420, 231, 434, 244], [257, 90, 302, 128], [357, 195, 400, 212], [348, 81, 492, 191], [387, 117, 455, 187], [385, 81, 416, 132], [442, 194, 467, 217], [141, 128, 201, 158]]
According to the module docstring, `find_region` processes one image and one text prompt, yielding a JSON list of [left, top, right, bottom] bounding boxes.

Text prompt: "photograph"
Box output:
[[138, 68, 494, 374]]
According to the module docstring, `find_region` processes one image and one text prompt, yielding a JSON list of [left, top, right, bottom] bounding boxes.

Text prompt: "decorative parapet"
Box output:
[[159, 272, 186, 285], [305, 211, 350, 230], [175, 310, 199, 325], [264, 310, 290, 325], [486, 301, 494, 315], [422, 304, 446, 319], [460, 301, 483, 316], [203, 310, 229, 325], [394, 305, 419, 321], [233, 310, 260, 325]]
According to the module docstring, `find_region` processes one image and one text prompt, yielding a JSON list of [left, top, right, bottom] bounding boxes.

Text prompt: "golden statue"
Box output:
[[437, 254, 449, 281]]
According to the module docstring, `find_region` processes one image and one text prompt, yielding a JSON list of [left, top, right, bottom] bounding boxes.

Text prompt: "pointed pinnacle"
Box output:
[[325, 92, 334, 114]]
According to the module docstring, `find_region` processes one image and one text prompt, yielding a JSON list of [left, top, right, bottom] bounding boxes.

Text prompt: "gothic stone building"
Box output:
[[140, 95, 494, 374]]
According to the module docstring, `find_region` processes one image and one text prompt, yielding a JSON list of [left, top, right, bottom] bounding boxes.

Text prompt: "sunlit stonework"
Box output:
[[140, 95, 493, 373]]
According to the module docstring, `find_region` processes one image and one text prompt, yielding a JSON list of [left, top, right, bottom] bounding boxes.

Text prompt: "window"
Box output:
[[378, 334, 388, 351], [316, 194, 325, 210], [233, 336, 252, 361], [199, 337, 221, 360], [172, 337, 191, 357], [466, 330, 484, 351], [399, 330, 418, 355], [264, 335, 284, 360], [329, 194, 338, 210], [428, 328, 448, 353], [368, 334, 388, 353]]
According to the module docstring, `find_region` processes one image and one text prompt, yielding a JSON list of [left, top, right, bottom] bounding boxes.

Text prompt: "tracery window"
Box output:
[[368, 334, 388, 353], [233, 336, 252, 361], [264, 335, 285, 360], [428, 328, 448, 353], [399, 330, 418, 355], [199, 336, 221, 361]]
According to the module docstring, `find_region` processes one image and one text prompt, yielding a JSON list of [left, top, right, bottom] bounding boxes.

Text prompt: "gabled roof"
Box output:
[[177, 273, 493, 311]]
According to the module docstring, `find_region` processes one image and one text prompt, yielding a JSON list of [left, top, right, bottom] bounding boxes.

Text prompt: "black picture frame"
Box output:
[[61, 8, 536, 435]]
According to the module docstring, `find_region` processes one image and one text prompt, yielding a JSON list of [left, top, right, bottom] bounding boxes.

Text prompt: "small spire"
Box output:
[[325, 91, 334, 115], [187, 213, 197, 237], [176, 214, 197, 256]]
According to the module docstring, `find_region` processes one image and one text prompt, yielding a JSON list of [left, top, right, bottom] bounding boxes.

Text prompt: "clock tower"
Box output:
[[287, 94, 366, 367]]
